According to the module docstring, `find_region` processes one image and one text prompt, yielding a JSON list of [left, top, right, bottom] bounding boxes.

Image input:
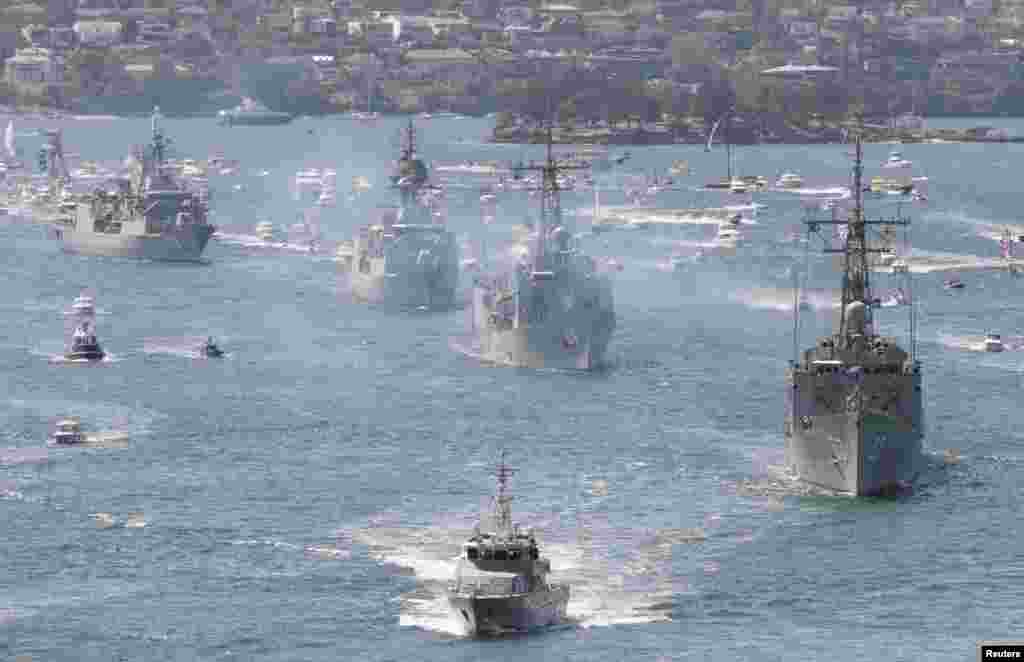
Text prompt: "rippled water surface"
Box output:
[[1, 114, 1022, 661]]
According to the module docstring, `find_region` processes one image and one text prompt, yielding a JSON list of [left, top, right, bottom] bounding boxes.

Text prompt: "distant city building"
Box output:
[[5, 47, 65, 91], [73, 20, 123, 47]]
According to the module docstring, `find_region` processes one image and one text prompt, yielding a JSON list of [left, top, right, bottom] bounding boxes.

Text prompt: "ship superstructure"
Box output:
[[52, 107, 215, 261], [471, 127, 615, 370], [784, 131, 924, 496], [348, 120, 458, 309], [447, 452, 569, 636]]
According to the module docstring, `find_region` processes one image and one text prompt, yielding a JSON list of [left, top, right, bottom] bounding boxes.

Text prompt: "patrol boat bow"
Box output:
[[448, 453, 569, 636], [785, 130, 924, 496]]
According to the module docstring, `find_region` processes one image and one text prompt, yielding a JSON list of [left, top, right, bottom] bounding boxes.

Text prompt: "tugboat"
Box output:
[[51, 417, 86, 444], [65, 320, 105, 361], [200, 336, 224, 358], [784, 128, 924, 496], [447, 452, 569, 636]]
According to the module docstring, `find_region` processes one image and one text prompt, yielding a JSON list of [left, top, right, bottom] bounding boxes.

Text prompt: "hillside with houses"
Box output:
[[3, 0, 1024, 133]]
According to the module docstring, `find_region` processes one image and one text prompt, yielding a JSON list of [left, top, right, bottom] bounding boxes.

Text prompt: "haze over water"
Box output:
[[1, 114, 1021, 660]]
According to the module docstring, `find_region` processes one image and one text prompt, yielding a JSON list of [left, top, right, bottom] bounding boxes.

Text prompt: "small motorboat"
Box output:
[[255, 221, 275, 241], [944, 278, 964, 290], [65, 322, 104, 361], [983, 333, 1005, 353], [882, 151, 913, 169], [776, 172, 803, 189], [200, 337, 224, 358], [52, 417, 86, 445], [717, 224, 743, 243]]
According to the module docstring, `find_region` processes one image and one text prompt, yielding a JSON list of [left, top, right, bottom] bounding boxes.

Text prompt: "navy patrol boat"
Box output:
[[447, 452, 569, 635]]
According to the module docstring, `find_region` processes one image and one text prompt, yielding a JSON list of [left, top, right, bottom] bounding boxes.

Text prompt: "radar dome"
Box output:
[[396, 157, 428, 183], [845, 300, 869, 333]]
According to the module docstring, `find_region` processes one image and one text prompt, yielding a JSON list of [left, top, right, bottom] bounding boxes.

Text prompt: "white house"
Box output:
[[73, 20, 123, 47], [5, 47, 64, 89]]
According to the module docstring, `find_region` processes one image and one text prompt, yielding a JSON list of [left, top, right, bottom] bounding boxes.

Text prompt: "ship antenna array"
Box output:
[[401, 119, 416, 161], [149, 106, 171, 166], [493, 450, 515, 535], [510, 122, 589, 270], [802, 120, 912, 350]]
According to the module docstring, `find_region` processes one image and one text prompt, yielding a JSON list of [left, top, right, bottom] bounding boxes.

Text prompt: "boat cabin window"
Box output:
[[466, 547, 479, 560], [481, 549, 493, 560], [507, 549, 520, 560], [530, 547, 539, 560], [493, 549, 508, 561]]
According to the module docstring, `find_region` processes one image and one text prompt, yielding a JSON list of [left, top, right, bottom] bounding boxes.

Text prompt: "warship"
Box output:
[[347, 120, 459, 309], [784, 131, 924, 496], [447, 452, 569, 636], [51, 107, 215, 261], [470, 127, 615, 370]]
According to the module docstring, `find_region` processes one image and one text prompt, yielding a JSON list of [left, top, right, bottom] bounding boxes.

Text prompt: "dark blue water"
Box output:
[[1, 115, 1021, 661]]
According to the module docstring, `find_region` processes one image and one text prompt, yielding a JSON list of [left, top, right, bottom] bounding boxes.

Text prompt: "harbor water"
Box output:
[[1, 114, 1022, 660]]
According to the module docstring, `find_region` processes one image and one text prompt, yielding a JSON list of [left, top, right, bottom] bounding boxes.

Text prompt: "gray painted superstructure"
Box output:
[[471, 128, 615, 370], [348, 120, 459, 309], [783, 134, 924, 496], [52, 108, 215, 262], [447, 453, 569, 636]]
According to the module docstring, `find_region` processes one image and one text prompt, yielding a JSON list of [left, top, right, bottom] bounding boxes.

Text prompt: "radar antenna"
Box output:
[[493, 450, 515, 535], [509, 122, 588, 272], [800, 119, 914, 357]]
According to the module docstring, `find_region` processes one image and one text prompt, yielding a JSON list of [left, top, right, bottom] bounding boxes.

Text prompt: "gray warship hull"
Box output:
[[58, 225, 214, 262], [448, 586, 569, 635], [472, 276, 615, 370], [784, 366, 924, 495], [350, 268, 458, 309]]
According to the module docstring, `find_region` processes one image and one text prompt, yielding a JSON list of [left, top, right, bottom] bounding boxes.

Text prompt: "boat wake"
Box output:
[[727, 287, 839, 313], [935, 332, 1024, 353], [448, 336, 613, 373], [352, 509, 679, 637], [213, 232, 319, 253], [45, 352, 123, 364], [886, 250, 1014, 274], [142, 337, 231, 359]]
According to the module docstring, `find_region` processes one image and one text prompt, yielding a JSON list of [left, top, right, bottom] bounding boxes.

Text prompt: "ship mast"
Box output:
[[401, 118, 416, 162], [492, 450, 515, 536], [511, 123, 586, 272], [149, 106, 169, 167], [803, 122, 913, 353]]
